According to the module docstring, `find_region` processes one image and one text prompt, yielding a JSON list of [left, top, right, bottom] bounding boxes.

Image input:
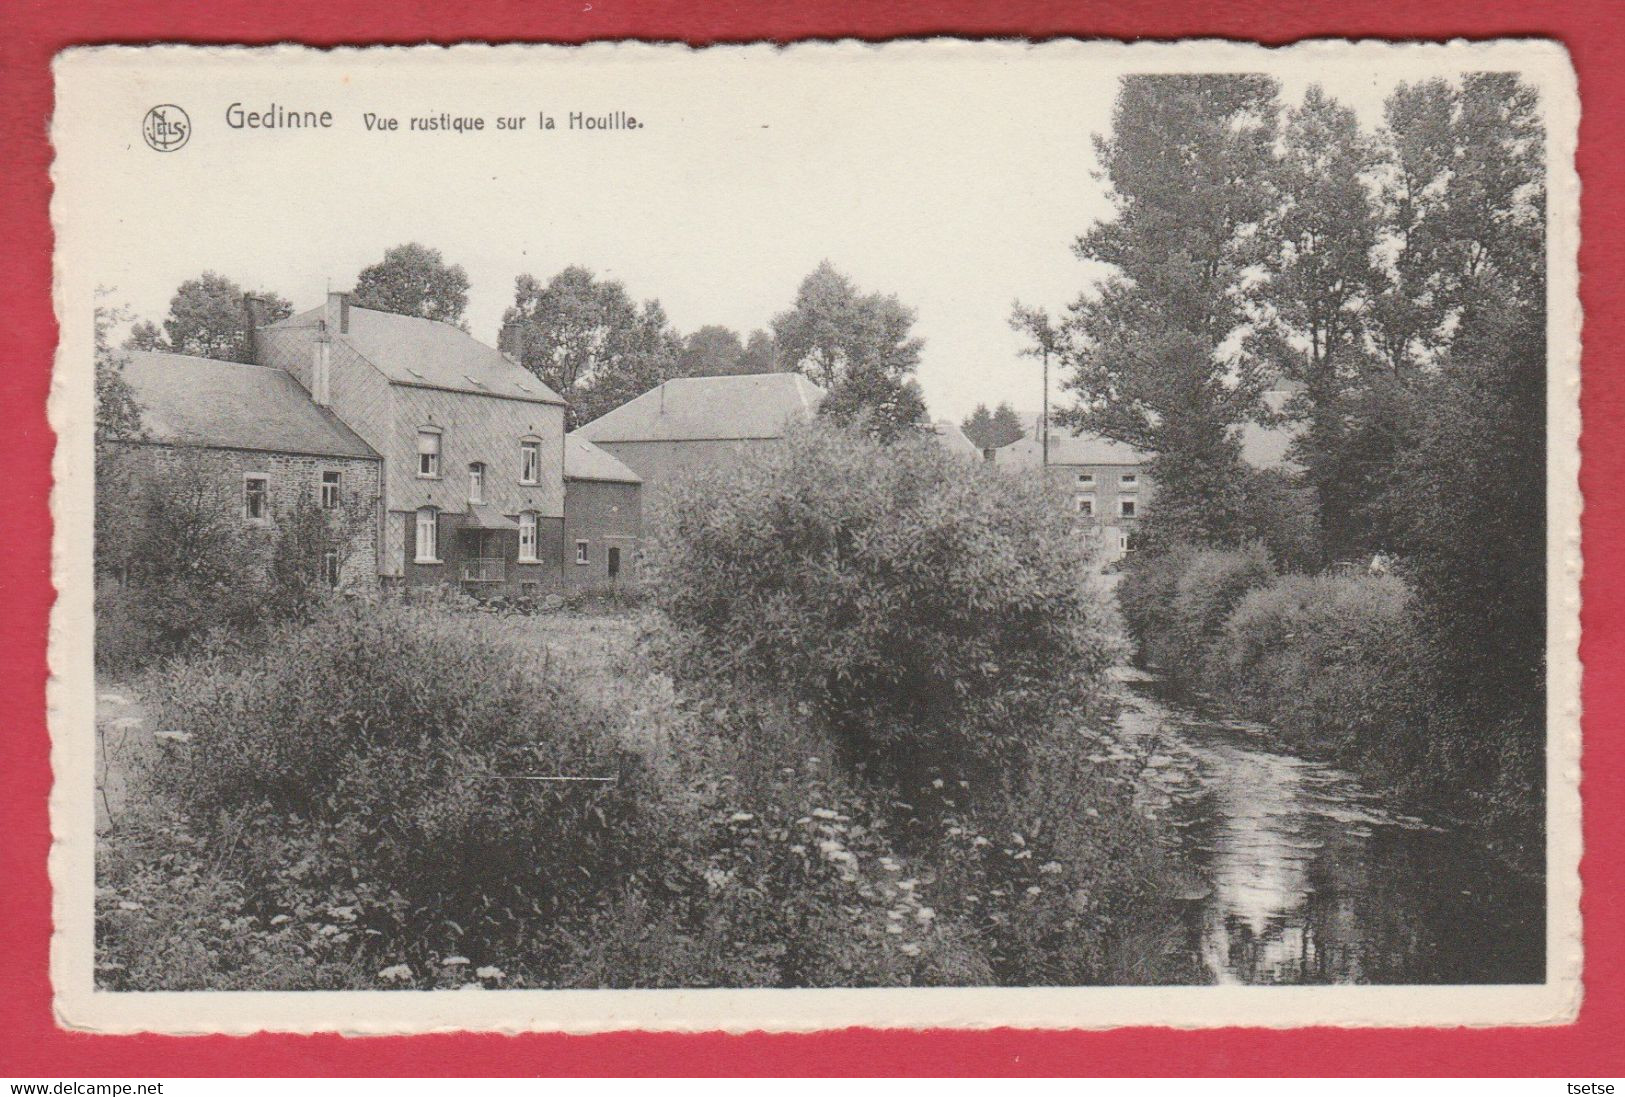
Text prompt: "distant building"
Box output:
[[995, 420, 1150, 563], [931, 419, 981, 460], [255, 293, 570, 596], [563, 432, 642, 590], [573, 372, 826, 510], [114, 350, 383, 588]]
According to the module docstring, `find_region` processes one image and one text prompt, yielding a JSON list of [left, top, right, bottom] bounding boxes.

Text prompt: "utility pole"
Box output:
[[1009, 302, 1058, 473], [1041, 340, 1050, 471]]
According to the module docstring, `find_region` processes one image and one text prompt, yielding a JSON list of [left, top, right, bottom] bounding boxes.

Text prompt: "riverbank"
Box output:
[[1118, 545, 1544, 878]]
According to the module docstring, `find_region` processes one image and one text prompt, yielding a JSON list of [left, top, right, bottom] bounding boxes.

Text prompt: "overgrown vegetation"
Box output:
[[99, 424, 1201, 990], [1119, 546, 1540, 866]]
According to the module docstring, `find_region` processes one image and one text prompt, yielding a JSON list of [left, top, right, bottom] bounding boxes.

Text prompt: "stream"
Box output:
[[1112, 679, 1545, 985]]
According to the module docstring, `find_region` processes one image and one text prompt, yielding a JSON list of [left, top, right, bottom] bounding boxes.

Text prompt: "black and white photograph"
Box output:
[[48, 40, 1580, 1032]]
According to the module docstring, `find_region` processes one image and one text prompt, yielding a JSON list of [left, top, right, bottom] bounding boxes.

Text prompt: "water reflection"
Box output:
[[1116, 684, 1544, 985]]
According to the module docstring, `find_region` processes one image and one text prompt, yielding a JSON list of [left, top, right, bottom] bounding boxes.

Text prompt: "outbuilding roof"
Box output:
[[267, 305, 565, 406], [575, 372, 826, 443], [996, 428, 1149, 469], [119, 351, 379, 460], [564, 433, 643, 484]]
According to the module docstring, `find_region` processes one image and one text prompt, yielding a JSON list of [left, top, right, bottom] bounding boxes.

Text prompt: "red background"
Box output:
[[2, 0, 1621, 1077]]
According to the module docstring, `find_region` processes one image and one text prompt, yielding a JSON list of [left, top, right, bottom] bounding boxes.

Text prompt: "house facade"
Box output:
[[995, 424, 1152, 563], [573, 372, 826, 512], [114, 351, 383, 587], [563, 433, 642, 590], [254, 293, 570, 596]]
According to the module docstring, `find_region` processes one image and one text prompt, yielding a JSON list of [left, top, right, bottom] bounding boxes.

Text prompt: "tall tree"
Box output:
[[772, 261, 928, 440], [738, 329, 779, 374], [678, 325, 745, 376], [1057, 75, 1281, 545], [499, 266, 682, 428], [352, 242, 471, 328], [1365, 75, 1544, 375], [1259, 84, 1381, 560], [160, 272, 291, 362]]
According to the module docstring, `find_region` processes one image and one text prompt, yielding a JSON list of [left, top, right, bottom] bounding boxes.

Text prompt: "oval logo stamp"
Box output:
[[141, 104, 190, 152]]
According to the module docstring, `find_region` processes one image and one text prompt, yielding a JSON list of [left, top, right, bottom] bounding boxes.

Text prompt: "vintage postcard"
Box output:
[[48, 38, 1581, 1033]]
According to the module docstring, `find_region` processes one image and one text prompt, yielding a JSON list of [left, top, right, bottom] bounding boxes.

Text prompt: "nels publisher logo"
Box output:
[[141, 104, 190, 152]]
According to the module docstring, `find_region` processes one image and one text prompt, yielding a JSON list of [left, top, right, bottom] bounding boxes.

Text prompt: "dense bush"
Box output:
[[1206, 573, 1428, 768], [140, 600, 666, 966], [649, 421, 1120, 792], [1119, 543, 1273, 672]]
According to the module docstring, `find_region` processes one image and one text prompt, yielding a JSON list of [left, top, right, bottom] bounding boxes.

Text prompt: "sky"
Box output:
[[55, 41, 1550, 423]]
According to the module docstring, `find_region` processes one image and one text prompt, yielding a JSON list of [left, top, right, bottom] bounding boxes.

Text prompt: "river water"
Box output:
[[1111, 680, 1545, 985]]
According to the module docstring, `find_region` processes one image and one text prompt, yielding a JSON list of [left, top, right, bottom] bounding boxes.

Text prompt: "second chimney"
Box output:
[[242, 293, 266, 362], [328, 290, 351, 335]]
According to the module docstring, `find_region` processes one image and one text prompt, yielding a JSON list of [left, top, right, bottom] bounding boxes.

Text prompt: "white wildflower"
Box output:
[[443, 955, 470, 967], [1040, 861, 1064, 875], [377, 964, 412, 982], [1026, 886, 1042, 897], [476, 966, 506, 980], [899, 943, 922, 957], [727, 812, 755, 823]]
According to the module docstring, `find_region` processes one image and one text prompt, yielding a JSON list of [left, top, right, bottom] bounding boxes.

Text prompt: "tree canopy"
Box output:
[[1057, 75, 1281, 545], [139, 272, 291, 362], [772, 261, 928, 441], [498, 266, 682, 429], [961, 403, 1026, 451], [352, 243, 471, 328]]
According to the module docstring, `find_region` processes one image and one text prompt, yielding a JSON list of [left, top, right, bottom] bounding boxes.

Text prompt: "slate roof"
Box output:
[[931, 419, 981, 458], [268, 305, 565, 406], [575, 372, 826, 443], [564, 433, 643, 484], [119, 351, 378, 460], [996, 428, 1149, 469]]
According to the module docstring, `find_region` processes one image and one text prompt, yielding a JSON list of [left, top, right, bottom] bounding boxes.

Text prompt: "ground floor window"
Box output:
[[323, 547, 340, 587], [518, 512, 539, 561], [415, 508, 439, 563], [243, 475, 268, 522], [575, 539, 589, 565]]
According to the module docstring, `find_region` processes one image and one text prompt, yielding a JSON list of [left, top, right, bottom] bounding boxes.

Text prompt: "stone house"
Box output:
[[563, 433, 642, 590], [995, 424, 1151, 563], [254, 293, 570, 596], [114, 350, 383, 587], [573, 372, 826, 511]]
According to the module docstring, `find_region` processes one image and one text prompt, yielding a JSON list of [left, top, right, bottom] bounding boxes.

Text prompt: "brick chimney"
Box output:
[[242, 294, 266, 363]]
